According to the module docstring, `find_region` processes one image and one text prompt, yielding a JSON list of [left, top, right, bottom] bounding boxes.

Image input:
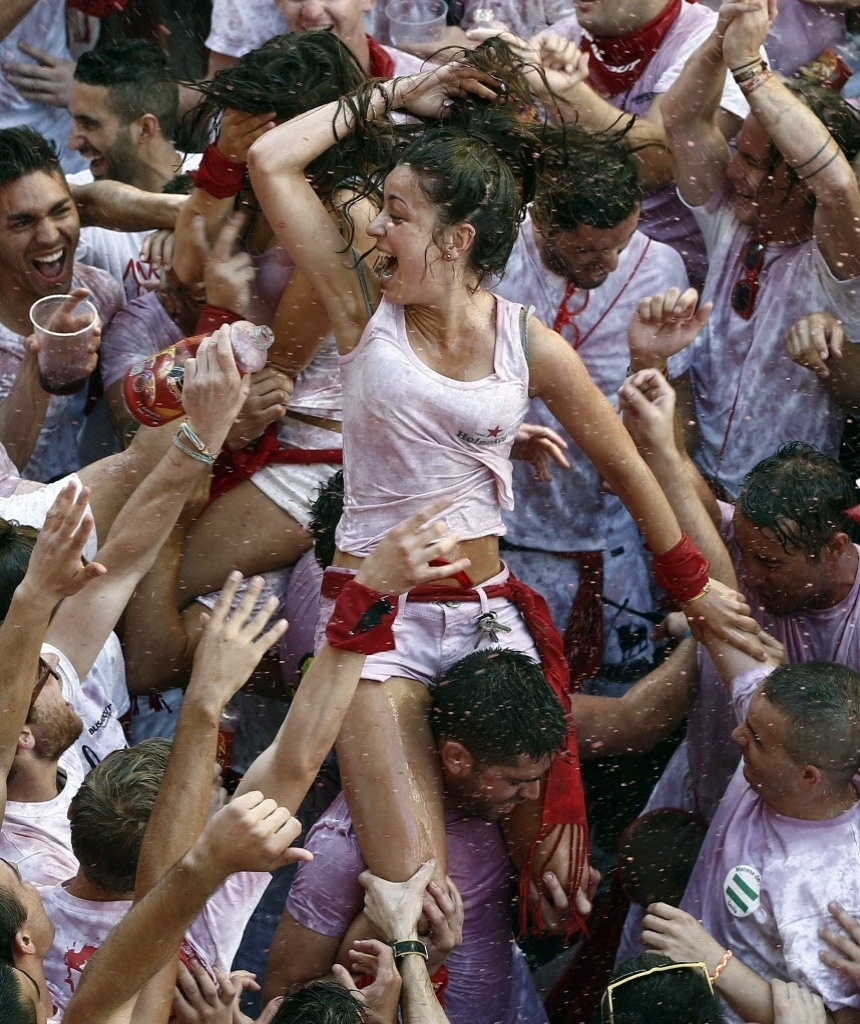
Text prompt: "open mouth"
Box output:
[[375, 253, 397, 285], [32, 248, 68, 285]]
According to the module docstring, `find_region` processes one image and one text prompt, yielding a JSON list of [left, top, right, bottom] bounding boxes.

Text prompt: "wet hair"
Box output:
[[0, 884, 27, 965], [737, 441, 858, 558], [603, 953, 725, 1024], [308, 469, 344, 570], [272, 981, 368, 1023], [342, 39, 546, 283], [162, 172, 195, 195], [0, 520, 38, 620], [533, 121, 643, 232], [617, 809, 707, 907], [429, 649, 567, 766], [75, 40, 178, 142], [761, 661, 860, 784], [69, 739, 171, 893], [185, 30, 372, 200], [0, 963, 36, 1024], [0, 127, 62, 190]]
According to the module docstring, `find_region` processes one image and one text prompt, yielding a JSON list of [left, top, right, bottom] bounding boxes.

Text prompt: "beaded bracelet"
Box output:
[[739, 69, 773, 96], [683, 580, 712, 604], [374, 81, 393, 117], [172, 421, 216, 465], [710, 948, 733, 983]]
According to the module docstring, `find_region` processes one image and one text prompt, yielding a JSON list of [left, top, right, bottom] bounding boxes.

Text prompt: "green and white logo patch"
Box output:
[[723, 865, 761, 918]]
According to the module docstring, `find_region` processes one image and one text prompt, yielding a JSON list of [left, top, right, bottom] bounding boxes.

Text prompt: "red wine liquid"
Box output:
[[39, 372, 88, 396]]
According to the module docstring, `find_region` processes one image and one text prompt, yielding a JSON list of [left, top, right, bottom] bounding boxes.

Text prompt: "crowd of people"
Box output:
[[3, 0, 860, 1021]]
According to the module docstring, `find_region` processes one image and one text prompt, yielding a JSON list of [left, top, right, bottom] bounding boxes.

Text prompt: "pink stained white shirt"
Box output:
[[0, 748, 83, 889], [43, 869, 270, 1014], [685, 188, 860, 500], [99, 291, 185, 391], [286, 793, 548, 1024], [498, 218, 688, 552], [549, 3, 749, 287], [0, 264, 124, 482], [367, 0, 574, 41], [680, 666, 860, 1024], [335, 294, 531, 557]]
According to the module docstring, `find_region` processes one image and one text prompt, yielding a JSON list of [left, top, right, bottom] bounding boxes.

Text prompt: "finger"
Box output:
[[829, 318, 845, 360], [331, 963, 360, 991], [210, 570, 244, 628], [16, 41, 55, 64], [231, 574, 268, 630], [211, 209, 249, 263], [828, 901, 860, 942]]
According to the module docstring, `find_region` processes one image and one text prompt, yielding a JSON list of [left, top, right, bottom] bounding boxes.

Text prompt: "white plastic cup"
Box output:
[[29, 294, 99, 396], [386, 0, 448, 45]]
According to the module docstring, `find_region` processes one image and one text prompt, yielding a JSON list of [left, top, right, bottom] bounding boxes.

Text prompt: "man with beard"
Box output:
[[0, 127, 122, 481], [545, 0, 747, 285], [659, 0, 860, 500], [496, 126, 688, 692], [66, 41, 200, 302]]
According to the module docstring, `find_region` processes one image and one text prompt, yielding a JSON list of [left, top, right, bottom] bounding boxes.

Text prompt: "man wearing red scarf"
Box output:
[[546, 0, 748, 287]]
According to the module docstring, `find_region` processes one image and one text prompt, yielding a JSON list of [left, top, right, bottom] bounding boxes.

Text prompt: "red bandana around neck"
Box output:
[[581, 0, 685, 97], [367, 34, 395, 78]]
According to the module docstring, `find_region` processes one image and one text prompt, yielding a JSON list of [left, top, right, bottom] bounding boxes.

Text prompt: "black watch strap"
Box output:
[[388, 939, 429, 964]]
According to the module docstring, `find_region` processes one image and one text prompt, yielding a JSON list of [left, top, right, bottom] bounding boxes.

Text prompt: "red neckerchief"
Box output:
[[581, 0, 685, 97], [367, 34, 395, 78]]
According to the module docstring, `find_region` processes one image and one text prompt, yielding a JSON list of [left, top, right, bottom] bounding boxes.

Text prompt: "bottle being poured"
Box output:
[[123, 321, 274, 427]]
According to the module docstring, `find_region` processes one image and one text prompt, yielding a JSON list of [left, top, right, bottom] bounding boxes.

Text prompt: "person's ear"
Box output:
[[439, 739, 473, 776], [447, 222, 476, 261], [135, 113, 160, 145]]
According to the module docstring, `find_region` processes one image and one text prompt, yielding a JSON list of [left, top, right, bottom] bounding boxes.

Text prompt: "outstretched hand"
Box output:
[[187, 572, 288, 713], [820, 901, 860, 987], [22, 482, 105, 607], [685, 578, 768, 661], [784, 311, 845, 380], [641, 902, 725, 972], [355, 497, 471, 594], [628, 287, 711, 371], [334, 941, 402, 1024], [195, 791, 311, 881], [618, 368, 678, 463], [511, 422, 570, 482], [392, 61, 500, 119]]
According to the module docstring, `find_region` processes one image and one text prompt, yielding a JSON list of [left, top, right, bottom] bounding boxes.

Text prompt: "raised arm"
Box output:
[[721, 0, 860, 279], [70, 182, 185, 232], [661, 3, 759, 206], [237, 499, 472, 811], [172, 108, 275, 287], [247, 64, 497, 354], [64, 793, 307, 1024], [0, 484, 103, 822], [45, 327, 247, 680]]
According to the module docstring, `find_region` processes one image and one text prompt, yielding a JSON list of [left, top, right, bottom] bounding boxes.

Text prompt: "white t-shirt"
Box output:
[[686, 188, 860, 499], [0, 748, 82, 888], [498, 219, 688, 551], [45, 638, 129, 775], [681, 666, 860, 1024], [0, 0, 85, 173], [43, 869, 270, 1014]]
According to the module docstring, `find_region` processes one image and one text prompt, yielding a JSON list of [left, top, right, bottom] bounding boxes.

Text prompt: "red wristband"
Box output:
[[190, 143, 246, 200], [651, 533, 710, 605], [326, 580, 399, 654], [195, 304, 243, 335]]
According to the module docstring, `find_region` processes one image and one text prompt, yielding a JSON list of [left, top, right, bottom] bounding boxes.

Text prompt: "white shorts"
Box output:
[[315, 562, 540, 687], [250, 418, 341, 529]]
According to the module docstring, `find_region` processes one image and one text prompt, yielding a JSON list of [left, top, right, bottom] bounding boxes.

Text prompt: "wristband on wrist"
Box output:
[[650, 533, 710, 605], [732, 60, 767, 84], [388, 939, 429, 965], [190, 143, 247, 200], [173, 421, 216, 465], [710, 948, 733, 983], [373, 80, 393, 117], [325, 579, 399, 654], [738, 69, 773, 95]]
